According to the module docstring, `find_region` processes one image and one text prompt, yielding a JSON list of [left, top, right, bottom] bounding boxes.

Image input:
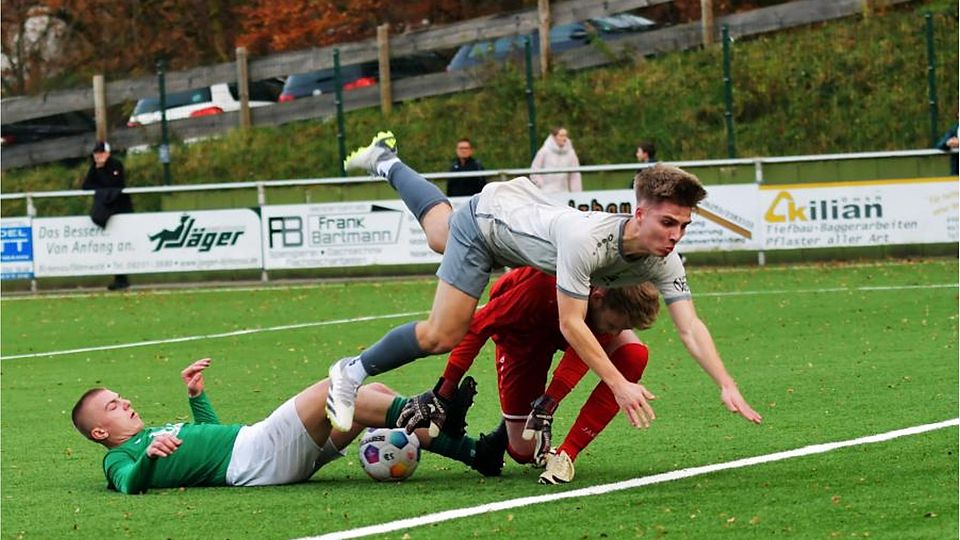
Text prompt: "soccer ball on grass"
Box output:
[[358, 427, 420, 481]]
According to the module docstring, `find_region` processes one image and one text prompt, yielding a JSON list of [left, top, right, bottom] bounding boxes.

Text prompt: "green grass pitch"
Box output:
[[1, 258, 957, 539]]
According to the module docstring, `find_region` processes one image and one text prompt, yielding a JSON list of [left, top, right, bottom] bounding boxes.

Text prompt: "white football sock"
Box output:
[[344, 356, 369, 382], [376, 157, 400, 178]]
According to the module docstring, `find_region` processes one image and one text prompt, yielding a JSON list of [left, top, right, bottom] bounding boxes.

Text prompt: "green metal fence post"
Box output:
[[156, 59, 172, 185], [524, 36, 538, 161], [722, 24, 736, 159], [334, 49, 347, 176], [925, 13, 939, 147]]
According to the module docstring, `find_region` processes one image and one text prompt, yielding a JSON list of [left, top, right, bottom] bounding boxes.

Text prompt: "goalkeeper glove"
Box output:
[[397, 378, 450, 437], [522, 394, 558, 467]]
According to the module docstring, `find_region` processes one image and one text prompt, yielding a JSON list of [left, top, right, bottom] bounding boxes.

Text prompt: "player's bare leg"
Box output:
[[420, 203, 451, 254], [344, 130, 451, 253], [415, 281, 479, 353], [328, 133, 461, 431]]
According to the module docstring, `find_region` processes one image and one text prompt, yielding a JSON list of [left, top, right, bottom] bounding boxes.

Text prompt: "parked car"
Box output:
[[0, 110, 96, 146], [446, 14, 656, 71], [280, 64, 376, 102], [279, 53, 447, 101], [126, 79, 283, 127]]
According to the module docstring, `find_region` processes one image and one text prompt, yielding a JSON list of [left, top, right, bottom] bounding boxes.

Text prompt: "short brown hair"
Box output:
[[72, 387, 106, 441], [638, 141, 656, 160], [633, 163, 706, 208], [602, 282, 661, 330]]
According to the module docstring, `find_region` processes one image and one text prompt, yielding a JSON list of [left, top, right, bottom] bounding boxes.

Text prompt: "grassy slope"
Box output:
[[0, 259, 956, 538], [2, 2, 956, 218]]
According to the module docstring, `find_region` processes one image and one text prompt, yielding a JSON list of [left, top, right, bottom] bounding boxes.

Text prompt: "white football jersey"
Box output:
[[473, 177, 690, 303]]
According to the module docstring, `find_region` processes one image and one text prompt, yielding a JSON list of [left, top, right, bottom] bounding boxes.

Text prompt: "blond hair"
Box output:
[[602, 282, 661, 330], [72, 387, 106, 442]]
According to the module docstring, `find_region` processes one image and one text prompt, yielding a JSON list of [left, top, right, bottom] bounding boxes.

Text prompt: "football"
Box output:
[[358, 427, 421, 481]]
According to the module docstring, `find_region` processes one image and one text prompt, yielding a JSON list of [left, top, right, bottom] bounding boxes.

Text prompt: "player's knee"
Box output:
[[505, 432, 536, 464], [426, 234, 447, 255], [421, 204, 451, 254], [364, 382, 392, 395], [416, 329, 455, 354], [436, 334, 465, 353], [507, 443, 535, 464], [417, 324, 463, 354]]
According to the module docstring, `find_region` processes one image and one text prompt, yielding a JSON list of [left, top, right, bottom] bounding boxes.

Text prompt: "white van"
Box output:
[[127, 81, 281, 127]]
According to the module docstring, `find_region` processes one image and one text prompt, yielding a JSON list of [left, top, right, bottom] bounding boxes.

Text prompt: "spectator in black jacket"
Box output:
[[935, 124, 958, 176], [82, 141, 133, 290], [636, 140, 656, 164], [629, 140, 657, 189], [447, 138, 487, 197]]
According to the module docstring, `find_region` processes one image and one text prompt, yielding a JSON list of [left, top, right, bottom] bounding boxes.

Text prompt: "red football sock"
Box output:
[[558, 343, 649, 461], [544, 349, 589, 403]]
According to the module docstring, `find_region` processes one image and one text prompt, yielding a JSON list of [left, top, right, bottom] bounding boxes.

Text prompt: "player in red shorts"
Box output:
[[436, 266, 660, 483]]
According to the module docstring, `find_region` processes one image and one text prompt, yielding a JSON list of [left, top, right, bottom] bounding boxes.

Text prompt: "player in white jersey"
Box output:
[[326, 131, 762, 438], [473, 175, 690, 301]]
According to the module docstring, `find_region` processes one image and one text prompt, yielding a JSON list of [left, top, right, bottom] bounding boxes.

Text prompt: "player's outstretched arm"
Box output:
[[181, 358, 211, 398], [181, 358, 221, 424], [666, 300, 762, 424], [556, 293, 655, 429]]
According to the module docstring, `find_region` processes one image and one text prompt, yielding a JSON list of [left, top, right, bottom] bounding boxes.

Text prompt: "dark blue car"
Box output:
[[446, 14, 656, 71], [279, 53, 447, 102]]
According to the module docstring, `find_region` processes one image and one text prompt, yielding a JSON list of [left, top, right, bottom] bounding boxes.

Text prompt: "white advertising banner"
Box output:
[[260, 200, 466, 270], [758, 178, 959, 250], [32, 209, 262, 277], [1, 217, 34, 280], [15, 176, 960, 279], [554, 186, 761, 252]]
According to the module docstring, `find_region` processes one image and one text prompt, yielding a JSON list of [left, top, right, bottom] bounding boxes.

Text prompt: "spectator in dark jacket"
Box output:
[[629, 140, 657, 189], [82, 141, 132, 290], [447, 138, 487, 197], [935, 124, 958, 176], [636, 140, 656, 164]]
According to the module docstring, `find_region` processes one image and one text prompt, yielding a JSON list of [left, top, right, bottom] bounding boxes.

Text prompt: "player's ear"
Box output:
[[634, 203, 646, 220], [90, 427, 108, 442], [589, 288, 606, 305]]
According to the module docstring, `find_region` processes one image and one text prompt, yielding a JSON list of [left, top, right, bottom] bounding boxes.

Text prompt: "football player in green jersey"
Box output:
[[72, 358, 485, 494]]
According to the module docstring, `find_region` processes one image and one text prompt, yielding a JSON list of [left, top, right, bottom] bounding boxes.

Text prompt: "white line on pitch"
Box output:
[[0, 311, 429, 361], [0, 278, 432, 302], [1, 282, 955, 361], [297, 418, 960, 540], [1, 266, 954, 302], [698, 283, 957, 297]]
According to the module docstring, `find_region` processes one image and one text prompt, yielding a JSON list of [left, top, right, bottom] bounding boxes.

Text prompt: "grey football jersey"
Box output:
[[473, 177, 691, 303]]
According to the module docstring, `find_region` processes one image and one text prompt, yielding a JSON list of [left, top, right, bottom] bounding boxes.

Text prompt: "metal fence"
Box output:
[[2, 147, 956, 292], [2, 148, 952, 215]]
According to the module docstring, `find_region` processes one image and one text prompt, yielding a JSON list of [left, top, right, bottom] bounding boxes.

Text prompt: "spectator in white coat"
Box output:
[[530, 127, 582, 194]]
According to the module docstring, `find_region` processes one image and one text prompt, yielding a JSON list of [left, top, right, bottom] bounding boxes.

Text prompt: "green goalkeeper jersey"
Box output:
[[103, 392, 242, 494]]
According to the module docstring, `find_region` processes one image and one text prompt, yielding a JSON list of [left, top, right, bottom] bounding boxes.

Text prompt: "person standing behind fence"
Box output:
[[530, 127, 582, 194], [82, 141, 133, 291], [631, 140, 658, 188], [636, 140, 656, 165], [447, 138, 487, 197], [935, 123, 958, 176]]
